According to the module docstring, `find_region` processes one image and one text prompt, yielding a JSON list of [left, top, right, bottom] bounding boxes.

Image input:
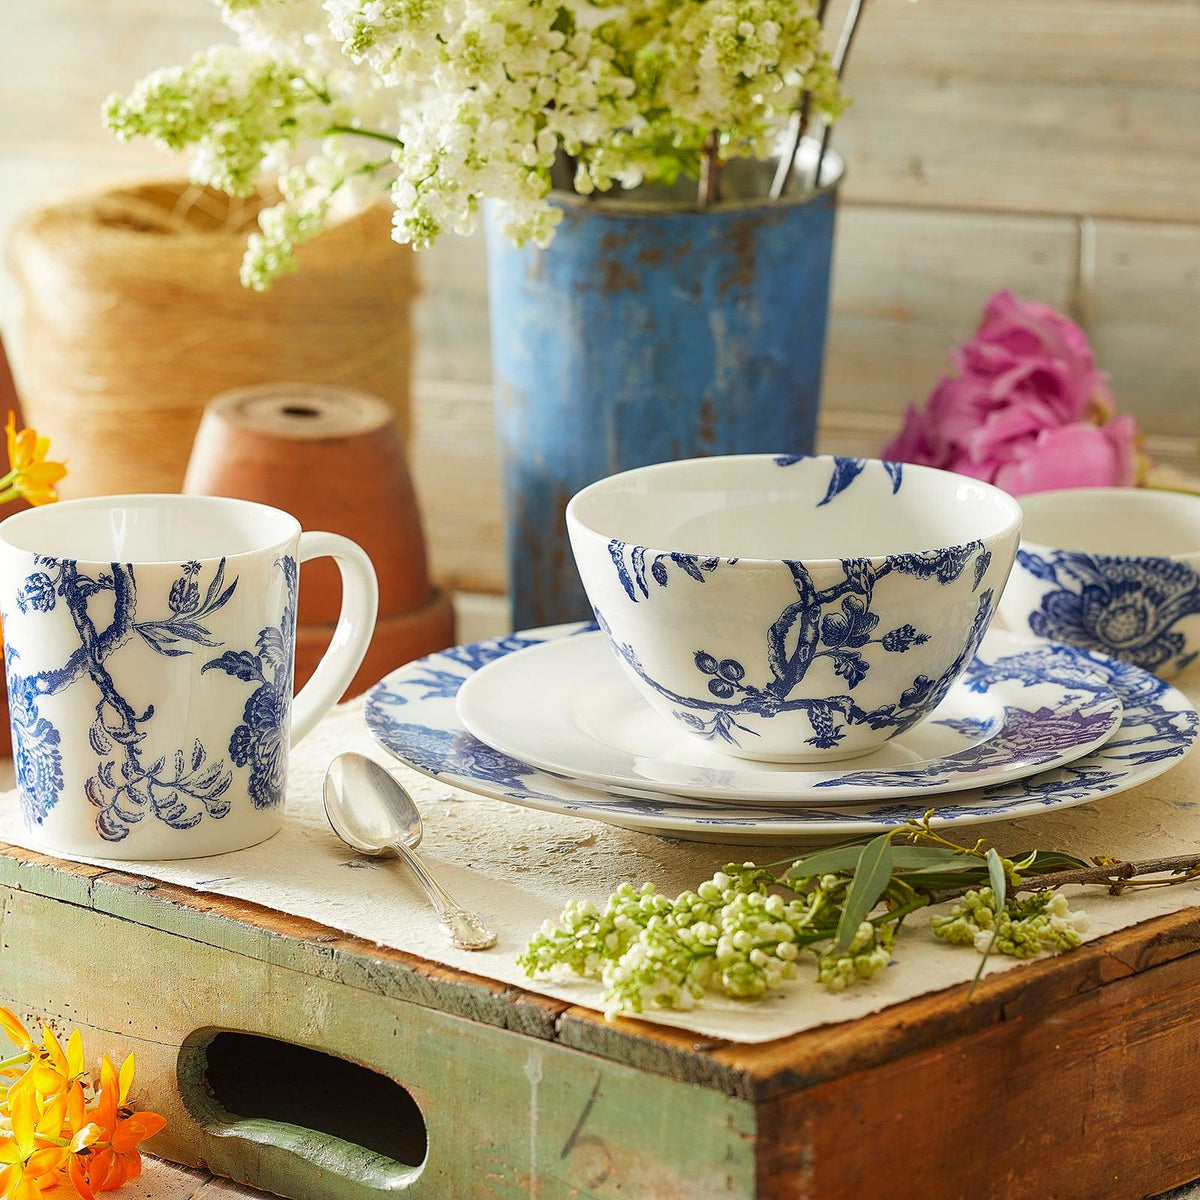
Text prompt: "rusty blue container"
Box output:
[[486, 153, 844, 629]]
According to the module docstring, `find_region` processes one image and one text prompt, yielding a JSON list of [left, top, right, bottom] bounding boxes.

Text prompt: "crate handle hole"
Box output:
[[181, 1031, 427, 1185]]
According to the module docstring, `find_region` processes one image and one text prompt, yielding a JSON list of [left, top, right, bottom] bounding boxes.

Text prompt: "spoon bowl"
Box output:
[[322, 752, 497, 951], [323, 752, 423, 855]]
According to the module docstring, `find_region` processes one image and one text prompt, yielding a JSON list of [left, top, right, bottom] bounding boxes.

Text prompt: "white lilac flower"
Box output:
[[815, 922, 894, 992], [931, 888, 1088, 960], [108, 0, 844, 268], [241, 136, 387, 288], [104, 45, 337, 196]]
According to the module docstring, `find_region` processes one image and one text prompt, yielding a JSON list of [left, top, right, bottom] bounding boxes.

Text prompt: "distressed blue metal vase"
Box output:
[[486, 151, 844, 629]]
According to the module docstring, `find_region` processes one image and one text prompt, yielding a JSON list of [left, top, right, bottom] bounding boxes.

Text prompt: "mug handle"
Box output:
[[290, 531, 379, 746]]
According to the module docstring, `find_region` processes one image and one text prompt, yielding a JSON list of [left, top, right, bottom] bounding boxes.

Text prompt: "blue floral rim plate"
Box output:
[[454, 630, 1125, 806], [363, 624, 1198, 844]]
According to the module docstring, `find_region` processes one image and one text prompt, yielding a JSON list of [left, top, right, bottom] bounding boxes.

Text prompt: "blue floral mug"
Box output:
[[999, 487, 1200, 679], [0, 495, 378, 859]]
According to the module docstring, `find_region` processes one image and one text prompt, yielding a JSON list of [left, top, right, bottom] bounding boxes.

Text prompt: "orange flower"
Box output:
[[61, 1085, 101, 1200], [0, 1010, 86, 1103], [76, 1056, 164, 1195], [0, 1010, 32, 1080], [0, 1086, 68, 1200], [2, 413, 66, 507]]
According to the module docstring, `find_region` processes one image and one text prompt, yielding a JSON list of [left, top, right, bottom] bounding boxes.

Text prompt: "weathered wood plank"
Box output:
[[10, 844, 1200, 1199], [824, 206, 1080, 420], [714, 906, 1200, 1100], [2, 880, 758, 1200], [824, 0, 1200, 223], [8, 842, 1200, 1108], [0, 844, 576, 1046], [1088, 219, 1200, 438], [756, 948, 1200, 1200], [0, 12, 223, 153]]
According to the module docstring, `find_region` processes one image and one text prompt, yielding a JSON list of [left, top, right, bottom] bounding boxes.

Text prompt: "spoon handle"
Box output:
[[391, 840, 497, 951]]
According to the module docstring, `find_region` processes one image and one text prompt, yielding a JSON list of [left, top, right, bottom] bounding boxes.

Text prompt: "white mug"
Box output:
[[0, 495, 379, 859]]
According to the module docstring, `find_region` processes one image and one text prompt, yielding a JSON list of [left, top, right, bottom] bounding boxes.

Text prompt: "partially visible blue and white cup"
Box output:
[[998, 487, 1200, 679], [0, 495, 379, 859]]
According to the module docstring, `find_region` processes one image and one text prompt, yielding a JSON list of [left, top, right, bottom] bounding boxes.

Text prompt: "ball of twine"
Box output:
[[7, 179, 414, 498]]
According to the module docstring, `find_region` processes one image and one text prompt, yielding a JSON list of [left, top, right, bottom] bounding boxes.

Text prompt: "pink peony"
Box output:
[[882, 290, 1147, 495]]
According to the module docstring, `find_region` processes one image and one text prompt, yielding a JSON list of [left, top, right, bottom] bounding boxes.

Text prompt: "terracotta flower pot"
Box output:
[[184, 384, 455, 697]]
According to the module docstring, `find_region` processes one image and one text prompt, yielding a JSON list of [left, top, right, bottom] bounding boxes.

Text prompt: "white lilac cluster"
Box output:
[[930, 888, 1089, 959], [656, 0, 841, 155], [519, 865, 888, 1018], [103, 44, 338, 196], [241, 136, 387, 288], [816, 922, 894, 991], [105, 0, 842, 278]]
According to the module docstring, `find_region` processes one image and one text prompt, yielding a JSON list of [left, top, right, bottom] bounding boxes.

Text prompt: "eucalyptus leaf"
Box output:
[[892, 868, 990, 892], [889, 846, 971, 869], [836, 834, 893, 950], [1012, 849, 1091, 873], [787, 842, 961, 882], [785, 843, 870, 880], [986, 847, 1007, 912]]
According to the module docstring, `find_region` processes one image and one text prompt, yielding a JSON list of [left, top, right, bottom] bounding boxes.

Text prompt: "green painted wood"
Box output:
[[0, 847, 749, 1096], [0, 879, 757, 1199]]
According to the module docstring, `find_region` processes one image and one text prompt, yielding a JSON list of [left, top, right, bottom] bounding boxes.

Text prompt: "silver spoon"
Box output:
[[323, 752, 497, 951]]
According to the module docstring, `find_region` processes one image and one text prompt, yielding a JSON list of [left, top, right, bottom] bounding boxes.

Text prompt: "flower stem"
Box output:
[[812, 0, 869, 190], [770, 0, 832, 200], [930, 853, 1200, 905], [698, 129, 721, 206], [327, 124, 404, 150]]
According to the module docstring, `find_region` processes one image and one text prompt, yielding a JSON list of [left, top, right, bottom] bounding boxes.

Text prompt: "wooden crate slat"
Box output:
[[1, 871, 757, 1199], [755, 950, 1200, 1200], [6, 843, 1200, 1196], [8, 843, 1200, 1106]]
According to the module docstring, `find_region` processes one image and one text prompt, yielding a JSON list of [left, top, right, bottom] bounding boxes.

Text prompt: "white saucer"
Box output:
[[364, 623, 1197, 844], [455, 631, 1123, 805]]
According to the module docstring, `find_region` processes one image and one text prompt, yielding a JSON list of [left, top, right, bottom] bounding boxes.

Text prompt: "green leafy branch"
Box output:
[[519, 814, 1200, 1018]]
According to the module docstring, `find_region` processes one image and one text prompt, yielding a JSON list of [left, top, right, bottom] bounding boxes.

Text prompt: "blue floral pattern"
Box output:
[[601, 550, 991, 751], [607, 457, 911, 605], [203, 556, 298, 810], [4, 557, 241, 840], [363, 624, 1198, 842], [606, 543, 725, 603], [1016, 548, 1200, 674], [813, 701, 1118, 790], [5, 645, 63, 828], [773, 455, 904, 505]]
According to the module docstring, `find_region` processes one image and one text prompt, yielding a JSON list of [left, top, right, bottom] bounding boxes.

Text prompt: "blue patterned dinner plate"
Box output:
[[364, 624, 1198, 844], [455, 631, 1124, 806]]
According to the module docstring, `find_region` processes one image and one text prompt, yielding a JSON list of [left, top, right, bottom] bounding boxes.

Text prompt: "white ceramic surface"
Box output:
[[567, 454, 1022, 763], [455, 630, 1123, 805], [999, 488, 1200, 679], [0, 495, 378, 859], [364, 624, 1198, 845]]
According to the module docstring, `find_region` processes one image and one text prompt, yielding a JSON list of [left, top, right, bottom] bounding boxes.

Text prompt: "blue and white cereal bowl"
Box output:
[[999, 487, 1200, 679], [566, 454, 1022, 764]]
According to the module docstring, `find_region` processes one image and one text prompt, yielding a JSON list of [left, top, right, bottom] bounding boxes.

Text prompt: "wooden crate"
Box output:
[[4, 841, 1200, 1200]]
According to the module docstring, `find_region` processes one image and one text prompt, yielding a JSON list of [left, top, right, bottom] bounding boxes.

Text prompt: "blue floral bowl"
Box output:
[[567, 454, 1022, 763], [999, 487, 1200, 679]]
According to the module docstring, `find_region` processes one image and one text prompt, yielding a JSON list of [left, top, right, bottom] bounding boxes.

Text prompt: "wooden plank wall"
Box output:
[[1, 0, 1197, 607]]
